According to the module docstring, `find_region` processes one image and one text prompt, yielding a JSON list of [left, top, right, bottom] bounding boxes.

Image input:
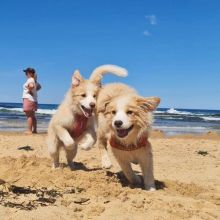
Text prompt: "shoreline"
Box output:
[[1, 129, 220, 140], [1, 103, 220, 137]]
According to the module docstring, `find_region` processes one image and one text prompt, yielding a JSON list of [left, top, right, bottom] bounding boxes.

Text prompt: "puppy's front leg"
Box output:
[[97, 138, 112, 169], [55, 125, 75, 150], [116, 158, 141, 186], [139, 147, 156, 191], [96, 114, 112, 168]]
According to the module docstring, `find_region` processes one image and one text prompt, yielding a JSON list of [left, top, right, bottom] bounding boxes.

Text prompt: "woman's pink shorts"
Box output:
[[23, 99, 38, 112]]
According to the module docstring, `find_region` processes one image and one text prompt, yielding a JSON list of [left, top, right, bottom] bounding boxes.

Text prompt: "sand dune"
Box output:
[[0, 131, 219, 220]]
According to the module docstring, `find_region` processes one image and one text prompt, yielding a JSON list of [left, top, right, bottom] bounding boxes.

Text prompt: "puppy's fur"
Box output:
[[47, 65, 127, 168], [96, 83, 160, 190]]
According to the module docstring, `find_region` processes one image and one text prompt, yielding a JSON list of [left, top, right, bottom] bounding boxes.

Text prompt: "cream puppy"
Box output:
[[96, 83, 160, 190], [47, 65, 127, 168]]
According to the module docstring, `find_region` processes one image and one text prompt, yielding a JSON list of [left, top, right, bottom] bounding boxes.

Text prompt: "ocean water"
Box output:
[[0, 102, 220, 135]]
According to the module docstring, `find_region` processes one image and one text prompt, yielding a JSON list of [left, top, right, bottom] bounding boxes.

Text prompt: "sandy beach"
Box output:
[[0, 131, 219, 220]]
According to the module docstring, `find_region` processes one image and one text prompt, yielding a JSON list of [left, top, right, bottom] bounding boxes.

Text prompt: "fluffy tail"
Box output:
[[89, 65, 128, 84]]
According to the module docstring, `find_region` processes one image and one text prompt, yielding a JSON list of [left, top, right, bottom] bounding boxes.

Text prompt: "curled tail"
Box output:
[[89, 65, 128, 85]]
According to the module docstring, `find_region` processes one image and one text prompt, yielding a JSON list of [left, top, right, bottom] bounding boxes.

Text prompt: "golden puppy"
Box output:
[[47, 65, 127, 168], [96, 83, 160, 190]]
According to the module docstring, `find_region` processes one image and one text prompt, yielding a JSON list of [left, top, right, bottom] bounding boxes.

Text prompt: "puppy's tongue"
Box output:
[[82, 106, 92, 118], [117, 129, 128, 138]]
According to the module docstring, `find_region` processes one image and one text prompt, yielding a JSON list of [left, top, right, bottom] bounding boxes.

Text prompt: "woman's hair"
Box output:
[[27, 72, 37, 82], [34, 73, 38, 82]]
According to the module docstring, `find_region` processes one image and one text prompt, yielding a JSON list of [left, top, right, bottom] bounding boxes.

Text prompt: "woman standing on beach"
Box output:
[[22, 67, 41, 134]]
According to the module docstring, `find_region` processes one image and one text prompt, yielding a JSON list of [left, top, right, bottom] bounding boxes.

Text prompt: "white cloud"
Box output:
[[143, 30, 151, 36], [145, 15, 157, 25]]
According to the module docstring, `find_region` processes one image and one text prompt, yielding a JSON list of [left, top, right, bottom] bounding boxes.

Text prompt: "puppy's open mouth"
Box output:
[[116, 125, 134, 138], [80, 105, 93, 118]]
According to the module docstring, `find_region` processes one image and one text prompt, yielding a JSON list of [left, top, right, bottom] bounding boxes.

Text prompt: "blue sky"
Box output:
[[0, 0, 220, 109]]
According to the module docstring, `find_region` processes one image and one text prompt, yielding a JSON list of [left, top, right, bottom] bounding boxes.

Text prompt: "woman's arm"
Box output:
[[27, 82, 35, 95]]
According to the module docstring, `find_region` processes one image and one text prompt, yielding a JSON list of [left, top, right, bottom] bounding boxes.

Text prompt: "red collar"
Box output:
[[109, 134, 148, 151], [69, 114, 88, 138]]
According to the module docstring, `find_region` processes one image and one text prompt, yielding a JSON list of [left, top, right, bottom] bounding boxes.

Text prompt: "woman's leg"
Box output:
[[32, 112, 37, 133], [25, 111, 34, 134]]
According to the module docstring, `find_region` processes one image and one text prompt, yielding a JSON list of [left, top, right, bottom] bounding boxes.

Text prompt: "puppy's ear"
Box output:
[[136, 96, 160, 112], [72, 70, 84, 87], [98, 101, 110, 113]]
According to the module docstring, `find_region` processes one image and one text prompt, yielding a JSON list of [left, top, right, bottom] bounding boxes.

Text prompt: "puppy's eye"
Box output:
[[93, 94, 96, 98], [127, 110, 133, 115], [81, 94, 86, 97], [112, 110, 116, 115]]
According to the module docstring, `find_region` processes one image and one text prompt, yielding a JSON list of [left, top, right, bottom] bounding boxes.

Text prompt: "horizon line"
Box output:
[[0, 101, 219, 111]]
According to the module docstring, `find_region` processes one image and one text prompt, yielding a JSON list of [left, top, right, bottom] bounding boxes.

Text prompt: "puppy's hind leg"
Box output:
[[48, 134, 60, 169], [65, 146, 77, 169]]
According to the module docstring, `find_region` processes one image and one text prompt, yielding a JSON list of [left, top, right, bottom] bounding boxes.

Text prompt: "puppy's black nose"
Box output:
[[114, 120, 123, 128], [90, 102, 95, 108]]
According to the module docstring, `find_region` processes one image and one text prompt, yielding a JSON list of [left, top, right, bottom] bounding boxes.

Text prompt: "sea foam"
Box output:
[[166, 108, 192, 115], [0, 107, 56, 115]]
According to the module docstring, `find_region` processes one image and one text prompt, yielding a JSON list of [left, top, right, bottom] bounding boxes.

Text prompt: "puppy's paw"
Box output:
[[52, 163, 60, 169], [101, 154, 112, 169], [145, 183, 156, 191], [79, 134, 95, 151], [79, 142, 92, 151], [148, 187, 156, 191]]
